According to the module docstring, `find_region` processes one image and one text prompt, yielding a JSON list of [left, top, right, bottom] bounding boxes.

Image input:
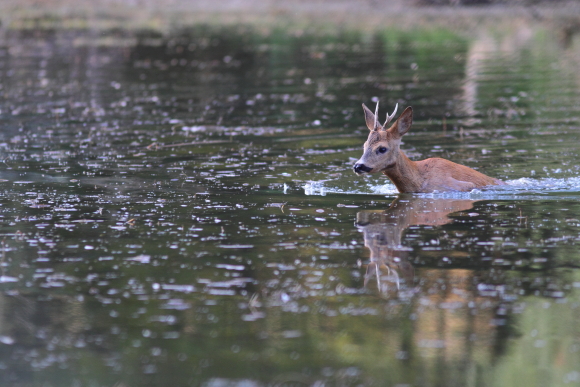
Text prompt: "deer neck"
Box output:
[[381, 151, 423, 193]]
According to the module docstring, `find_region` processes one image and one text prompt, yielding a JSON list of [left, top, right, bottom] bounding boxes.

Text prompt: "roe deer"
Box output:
[[353, 103, 504, 193]]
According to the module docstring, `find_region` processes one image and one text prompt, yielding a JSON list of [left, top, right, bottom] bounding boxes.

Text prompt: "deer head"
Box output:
[[353, 102, 413, 175]]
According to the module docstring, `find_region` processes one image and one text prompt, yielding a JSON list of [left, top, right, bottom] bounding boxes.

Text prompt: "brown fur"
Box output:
[[354, 105, 504, 193]]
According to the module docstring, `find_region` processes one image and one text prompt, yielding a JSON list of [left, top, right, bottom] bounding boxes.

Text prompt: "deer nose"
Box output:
[[353, 163, 372, 174]]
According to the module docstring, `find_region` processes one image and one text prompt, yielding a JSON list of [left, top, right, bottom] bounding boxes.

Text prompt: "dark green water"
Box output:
[[0, 24, 579, 386]]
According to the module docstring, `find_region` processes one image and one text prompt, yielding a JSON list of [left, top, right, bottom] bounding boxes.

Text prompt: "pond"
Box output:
[[0, 17, 579, 387]]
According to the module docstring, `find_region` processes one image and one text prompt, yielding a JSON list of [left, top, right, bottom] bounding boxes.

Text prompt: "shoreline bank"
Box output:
[[1, 0, 580, 36]]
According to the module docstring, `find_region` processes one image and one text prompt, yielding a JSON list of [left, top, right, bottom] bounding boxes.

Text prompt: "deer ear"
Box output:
[[391, 106, 413, 138], [362, 104, 378, 131]]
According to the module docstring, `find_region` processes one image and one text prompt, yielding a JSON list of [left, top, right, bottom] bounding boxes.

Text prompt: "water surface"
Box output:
[[0, 22, 579, 387]]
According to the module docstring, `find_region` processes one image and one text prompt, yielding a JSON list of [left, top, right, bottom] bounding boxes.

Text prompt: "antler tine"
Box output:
[[373, 101, 379, 130], [384, 103, 399, 127]]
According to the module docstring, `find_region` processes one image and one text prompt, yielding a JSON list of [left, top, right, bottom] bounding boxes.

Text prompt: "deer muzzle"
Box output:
[[353, 163, 372, 175]]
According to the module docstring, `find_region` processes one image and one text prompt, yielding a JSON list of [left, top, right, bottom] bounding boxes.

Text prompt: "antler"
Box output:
[[383, 103, 398, 128], [374, 101, 379, 130]]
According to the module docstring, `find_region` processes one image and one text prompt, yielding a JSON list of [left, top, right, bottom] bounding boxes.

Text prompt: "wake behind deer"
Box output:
[[353, 102, 504, 193]]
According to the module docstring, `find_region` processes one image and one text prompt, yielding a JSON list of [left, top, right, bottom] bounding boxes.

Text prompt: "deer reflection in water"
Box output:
[[356, 197, 476, 295]]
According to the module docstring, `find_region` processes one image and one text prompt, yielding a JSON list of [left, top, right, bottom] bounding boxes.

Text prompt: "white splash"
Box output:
[[506, 177, 580, 192], [304, 180, 398, 196], [303, 176, 580, 198]]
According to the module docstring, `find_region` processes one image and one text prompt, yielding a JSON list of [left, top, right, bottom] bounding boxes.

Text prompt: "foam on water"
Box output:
[[303, 176, 580, 199]]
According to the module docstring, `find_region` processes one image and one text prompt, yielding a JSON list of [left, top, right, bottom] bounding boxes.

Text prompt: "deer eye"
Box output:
[[377, 147, 388, 154]]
